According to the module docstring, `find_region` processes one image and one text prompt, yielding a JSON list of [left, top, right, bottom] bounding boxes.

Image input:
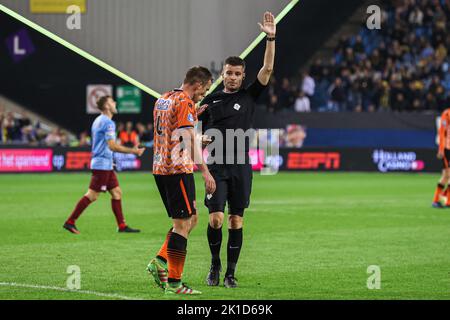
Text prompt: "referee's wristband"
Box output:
[[266, 36, 276, 41]]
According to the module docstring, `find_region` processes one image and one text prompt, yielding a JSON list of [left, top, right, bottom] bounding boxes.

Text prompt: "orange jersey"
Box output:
[[438, 109, 450, 153], [153, 89, 197, 175]]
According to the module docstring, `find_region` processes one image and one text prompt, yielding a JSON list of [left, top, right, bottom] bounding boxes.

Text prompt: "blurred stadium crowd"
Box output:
[[0, 107, 154, 147], [265, 0, 450, 113]]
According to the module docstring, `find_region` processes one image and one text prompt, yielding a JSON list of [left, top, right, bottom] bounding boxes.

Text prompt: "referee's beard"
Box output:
[[224, 83, 241, 93]]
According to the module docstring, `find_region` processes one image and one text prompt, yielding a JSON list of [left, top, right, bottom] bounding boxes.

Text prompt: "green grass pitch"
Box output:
[[0, 172, 449, 300]]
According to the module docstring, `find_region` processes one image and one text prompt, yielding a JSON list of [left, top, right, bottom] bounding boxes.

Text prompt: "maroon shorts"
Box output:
[[89, 170, 119, 192]]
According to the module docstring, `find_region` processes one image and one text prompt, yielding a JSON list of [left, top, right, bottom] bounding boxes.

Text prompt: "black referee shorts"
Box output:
[[154, 173, 196, 219], [205, 164, 253, 217]]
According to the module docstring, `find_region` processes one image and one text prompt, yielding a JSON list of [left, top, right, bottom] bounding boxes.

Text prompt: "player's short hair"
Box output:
[[97, 95, 111, 111], [183, 66, 213, 86], [224, 56, 246, 70]]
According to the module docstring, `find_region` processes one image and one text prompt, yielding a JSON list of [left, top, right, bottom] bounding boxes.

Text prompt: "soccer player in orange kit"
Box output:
[[432, 108, 450, 208]]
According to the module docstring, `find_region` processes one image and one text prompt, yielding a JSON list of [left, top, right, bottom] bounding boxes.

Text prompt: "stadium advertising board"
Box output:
[[0, 149, 53, 172], [50, 148, 145, 172], [86, 85, 113, 114], [116, 86, 142, 114], [271, 148, 439, 172], [372, 149, 425, 173], [0, 147, 441, 173], [286, 152, 341, 170]]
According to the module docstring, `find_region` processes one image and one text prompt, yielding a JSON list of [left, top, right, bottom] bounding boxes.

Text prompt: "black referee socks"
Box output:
[[207, 224, 222, 267], [226, 228, 243, 277]]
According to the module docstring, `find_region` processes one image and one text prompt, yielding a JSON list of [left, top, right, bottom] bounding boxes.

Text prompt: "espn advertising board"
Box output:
[[0, 146, 442, 173], [273, 148, 440, 173]]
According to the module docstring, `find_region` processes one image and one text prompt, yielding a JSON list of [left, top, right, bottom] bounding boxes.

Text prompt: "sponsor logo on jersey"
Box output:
[[154, 153, 162, 164], [187, 113, 194, 122], [156, 99, 171, 111]]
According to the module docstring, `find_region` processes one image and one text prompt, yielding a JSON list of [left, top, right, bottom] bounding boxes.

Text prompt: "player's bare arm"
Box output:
[[257, 11, 276, 86], [195, 104, 213, 147], [180, 127, 216, 194], [107, 140, 145, 156]]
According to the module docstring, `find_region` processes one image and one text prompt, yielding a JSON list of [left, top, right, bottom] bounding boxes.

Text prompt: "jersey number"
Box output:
[[156, 115, 163, 136]]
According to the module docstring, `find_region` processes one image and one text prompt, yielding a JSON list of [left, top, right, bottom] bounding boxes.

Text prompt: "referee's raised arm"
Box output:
[[257, 11, 276, 86]]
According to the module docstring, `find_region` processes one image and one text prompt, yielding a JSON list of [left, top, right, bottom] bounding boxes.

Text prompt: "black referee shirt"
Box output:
[[199, 78, 267, 164]]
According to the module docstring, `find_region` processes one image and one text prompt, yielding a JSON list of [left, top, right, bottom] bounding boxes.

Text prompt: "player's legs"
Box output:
[[109, 186, 125, 228], [149, 174, 200, 294], [166, 214, 200, 293], [108, 186, 140, 233], [205, 211, 225, 286], [224, 211, 244, 288], [106, 171, 139, 232], [433, 151, 450, 207], [147, 175, 171, 289], [208, 212, 225, 256], [189, 214, 198, 234], [444, 168, 450, 206], [223, 164, 252, 287], [166, 174, 198, 292], [63, 188, 99, 234], [205, 167, 228, 286]]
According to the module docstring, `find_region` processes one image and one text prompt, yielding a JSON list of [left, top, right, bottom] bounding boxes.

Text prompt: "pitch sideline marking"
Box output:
[[0, 282, 145, 300]]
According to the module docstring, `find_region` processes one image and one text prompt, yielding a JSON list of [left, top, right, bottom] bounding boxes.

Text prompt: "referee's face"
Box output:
[[222, 65, 245, 92]]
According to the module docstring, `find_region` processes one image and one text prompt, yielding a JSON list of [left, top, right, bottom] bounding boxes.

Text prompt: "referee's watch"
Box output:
[[266, 36, 276, 41]]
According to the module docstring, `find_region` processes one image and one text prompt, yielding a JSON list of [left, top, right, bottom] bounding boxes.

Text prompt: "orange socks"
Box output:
[[433, 183, 445, 203], [167, 232, 187, 283], [157, 228, 173, 263]]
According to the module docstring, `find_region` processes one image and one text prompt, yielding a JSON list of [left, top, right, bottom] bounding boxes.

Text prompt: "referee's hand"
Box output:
[[202, 171, 216, 195]]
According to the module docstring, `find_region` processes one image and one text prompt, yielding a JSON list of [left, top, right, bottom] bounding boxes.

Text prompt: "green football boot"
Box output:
[[165, 282, 202, 295], [147, 257, 168, 289]]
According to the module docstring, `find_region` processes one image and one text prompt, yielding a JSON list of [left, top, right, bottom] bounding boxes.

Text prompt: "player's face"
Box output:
[[222, 65, 245, 92], [106, 98, 118, 114], [193, 80, 212, 103]]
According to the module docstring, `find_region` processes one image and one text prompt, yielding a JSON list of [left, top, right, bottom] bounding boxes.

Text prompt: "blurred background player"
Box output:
[[432, 107, 450, 208], [198, 12, 276, 288], [63, 96, 145, 234], [147, 66, 216, 295]]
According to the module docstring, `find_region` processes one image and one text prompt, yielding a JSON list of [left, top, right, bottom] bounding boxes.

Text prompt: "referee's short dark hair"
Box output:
[[184, 66, 213, 85], [97, 95, 111, 111], [224, 56, 246, 70]]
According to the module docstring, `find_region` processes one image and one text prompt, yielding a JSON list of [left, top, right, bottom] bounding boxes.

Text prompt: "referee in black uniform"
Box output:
[[198, 11, 276, 288]]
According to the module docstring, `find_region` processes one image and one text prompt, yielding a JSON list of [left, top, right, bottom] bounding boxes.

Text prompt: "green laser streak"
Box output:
[[0, 3, 161, 98], [1, 1, 299, 100], [207, 0, 300, 94]]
